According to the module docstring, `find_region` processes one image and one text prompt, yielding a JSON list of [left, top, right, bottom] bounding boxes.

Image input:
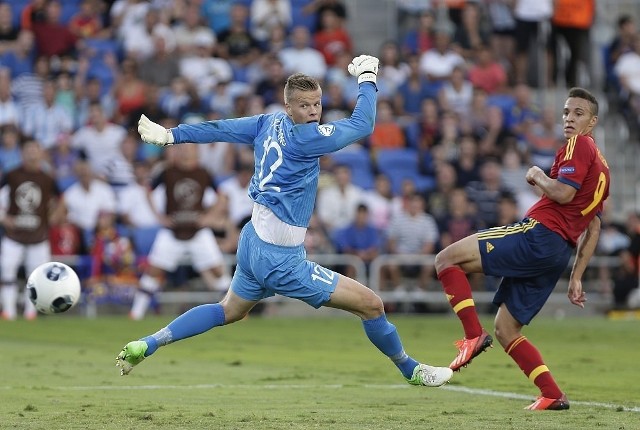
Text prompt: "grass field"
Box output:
[[0, 313, 638, 430]]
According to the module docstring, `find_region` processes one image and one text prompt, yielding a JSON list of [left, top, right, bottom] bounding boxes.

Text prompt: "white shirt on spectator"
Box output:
[[64, 179, 117, 231], [317, 183, 365, 233], [279, 47, 327, 80], [179, 56, 233, 98], [614, 50, 640, 95], [71, 123, 127, 177], [250, 0, 292, 42], [0, 97, 19, 127], [118, 182, 160, 228], [419, 48, 465, 81], [218, 175, 253, 226], [387, 211, 439, 254]]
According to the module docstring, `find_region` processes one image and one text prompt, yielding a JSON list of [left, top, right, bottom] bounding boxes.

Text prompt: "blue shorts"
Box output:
[[478, 218, 572, 325], [230, 222, 339, 308]]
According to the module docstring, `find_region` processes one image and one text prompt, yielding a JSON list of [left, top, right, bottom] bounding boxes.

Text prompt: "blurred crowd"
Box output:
[[0, 0, 638, 310]]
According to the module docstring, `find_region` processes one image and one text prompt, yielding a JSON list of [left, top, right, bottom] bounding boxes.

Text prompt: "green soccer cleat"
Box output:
[[406, 363, 454, 387], [116, 341, 148, 375]]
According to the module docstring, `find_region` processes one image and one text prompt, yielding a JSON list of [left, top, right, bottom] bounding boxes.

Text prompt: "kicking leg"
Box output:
[[325, 274, 452, 386], [435, 234, 493, 370], [116, 290, 258, 375]]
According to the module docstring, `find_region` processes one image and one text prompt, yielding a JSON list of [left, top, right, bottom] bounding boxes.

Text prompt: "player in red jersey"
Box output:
[[434, 87, 610, 410]]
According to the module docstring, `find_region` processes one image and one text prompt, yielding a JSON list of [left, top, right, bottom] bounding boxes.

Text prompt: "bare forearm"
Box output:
[[571, 218, 601, 281]]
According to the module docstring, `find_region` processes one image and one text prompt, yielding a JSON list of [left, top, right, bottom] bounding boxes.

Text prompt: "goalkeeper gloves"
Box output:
[[348, 54, 379, 85], [138, 114, 174, 147]]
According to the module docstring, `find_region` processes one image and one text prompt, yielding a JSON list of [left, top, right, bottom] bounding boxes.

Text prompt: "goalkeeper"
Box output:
[[116, 55, 453, 387]]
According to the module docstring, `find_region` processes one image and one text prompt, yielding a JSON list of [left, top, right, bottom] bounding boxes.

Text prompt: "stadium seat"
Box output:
[[329, 148, 375, 190], [131, 226, 160, 256], [375, 148, 435, 195]]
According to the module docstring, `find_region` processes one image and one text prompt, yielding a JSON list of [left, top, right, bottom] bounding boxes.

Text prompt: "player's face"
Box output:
[[286, 89, 322, 124], [562, 97, 597, 139]]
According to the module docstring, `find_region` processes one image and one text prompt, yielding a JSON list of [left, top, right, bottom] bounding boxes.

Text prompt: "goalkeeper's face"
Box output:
[[285, 89, 323, 125]]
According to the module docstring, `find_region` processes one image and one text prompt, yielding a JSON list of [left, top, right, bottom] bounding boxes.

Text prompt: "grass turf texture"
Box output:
[[0, 314, 638, 430]]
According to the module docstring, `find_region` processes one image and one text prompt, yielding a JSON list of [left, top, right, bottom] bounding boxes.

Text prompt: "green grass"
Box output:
[[0, 314, 638, 429]]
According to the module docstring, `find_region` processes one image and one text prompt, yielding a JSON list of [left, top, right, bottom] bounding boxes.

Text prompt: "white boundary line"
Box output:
[[1, 383, 639, 413]]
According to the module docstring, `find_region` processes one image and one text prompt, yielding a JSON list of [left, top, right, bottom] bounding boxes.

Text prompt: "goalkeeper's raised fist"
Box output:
[[348, 55, 379, 85], [138, 114, 174, 147]]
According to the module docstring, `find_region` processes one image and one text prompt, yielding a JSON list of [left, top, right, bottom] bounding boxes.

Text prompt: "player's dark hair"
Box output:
[[568, 87, 599, 116], [284, 73, 320, 103]]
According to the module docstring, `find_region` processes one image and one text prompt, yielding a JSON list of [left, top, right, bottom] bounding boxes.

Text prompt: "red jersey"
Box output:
[[526, 134, 610, 247]]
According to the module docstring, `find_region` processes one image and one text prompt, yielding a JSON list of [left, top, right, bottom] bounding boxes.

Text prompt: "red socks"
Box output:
[[438, 266, 483, 339], [506, 336, 563, 399]]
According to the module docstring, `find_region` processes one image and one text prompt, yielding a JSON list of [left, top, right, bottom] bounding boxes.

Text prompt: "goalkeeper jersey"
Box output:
[[170, 82, 377, 228]]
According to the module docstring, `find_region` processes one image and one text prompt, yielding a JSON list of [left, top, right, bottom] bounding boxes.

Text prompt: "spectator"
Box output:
[[395, 54, 439, 118], [279, 26, 327, 79], [217, 163, 254, 228], [0, 3, 19, 55], [378, 40, 410, 93], [512, 0, 553, 86], [335, 203, 382, 278], [0, 140, 64, 320], [313, 9, 353, 66], [32, 0, 78, 59], [369, 99, 406, 151], [200, 0, 234, 35], [419, 25, 464, 82], [48, 131, 80, 191], [304, 213, 336, 254], [20, 0, 48, 32], [21, 78, 73, 150], [72, 102, 126, 177], [464, 157, 514, 228], [438, 187, 478, 249], [317, 163, 365, 234], [304, 0, 347, 32], [386, 193, 439, 291], [128, 144, 231, 320], [606, 15, 636, 93], [111, 0, 150, 49], [117, 159, 161, 229], [0, 70, 19, 128], [75, 77, 117, 127], [613, 213, 640, 309], [401, 9, 435, 57], [452, 1, 490, 59], [216, 3, 261, 67], [255, 55, 287, 108], [424, 162, 458, 224], [138, 34, 181, 90], [62, 152, 118, 244], [521, 106, 563, 172], [173, 3, 217, 57], [122, 6, 176, 62], [113, 58, 147, 124], [614, 34, 640, 124], [363, 173, 394, 231], [468, 44, 508, 94], [505, 83, 540, 139], [10, 55, 50, 117], [485, 0, 516, 74], [0, 30, 36, 79], [69, 0, 105, 39], [250, 0, 292, 44], [438, 65, 473, 118], [86, 210, 138, 303], [0, 124, 22, 176], [548, 0, 594, 88]]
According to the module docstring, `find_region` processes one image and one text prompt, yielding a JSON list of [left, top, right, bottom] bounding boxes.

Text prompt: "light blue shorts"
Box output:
[[230, 222, 339, 308]]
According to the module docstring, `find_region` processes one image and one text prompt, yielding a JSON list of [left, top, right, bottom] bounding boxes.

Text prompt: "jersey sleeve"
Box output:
[[291, 82, 377, 158], [171, 115, 264, 145], [556, 135, 594, 190]]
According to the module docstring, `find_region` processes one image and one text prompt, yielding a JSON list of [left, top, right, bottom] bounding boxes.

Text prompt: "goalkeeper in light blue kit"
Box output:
[[116, 55, 453, 387]]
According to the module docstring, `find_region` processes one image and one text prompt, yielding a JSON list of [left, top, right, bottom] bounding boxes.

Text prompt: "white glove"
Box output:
[[348, 55, 379, 85], [138, 114, 174, 147]]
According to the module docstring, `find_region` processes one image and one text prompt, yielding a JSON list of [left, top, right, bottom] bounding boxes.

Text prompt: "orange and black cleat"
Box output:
[[525, 393, 570, 411], [449, 329, 493, 371]]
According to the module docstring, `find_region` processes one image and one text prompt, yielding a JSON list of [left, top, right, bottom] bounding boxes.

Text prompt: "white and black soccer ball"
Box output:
[[27, 262, 81, 314]]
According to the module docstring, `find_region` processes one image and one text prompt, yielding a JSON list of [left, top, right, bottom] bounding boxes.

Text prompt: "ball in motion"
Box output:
[[27, 262, 81, 314]]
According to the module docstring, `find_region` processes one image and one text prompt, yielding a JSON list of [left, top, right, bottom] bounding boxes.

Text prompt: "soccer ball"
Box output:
[[27, 262, 81, 314]]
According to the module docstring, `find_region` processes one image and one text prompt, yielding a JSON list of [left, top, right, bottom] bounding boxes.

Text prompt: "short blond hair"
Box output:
[[284, 73, 320, 104]]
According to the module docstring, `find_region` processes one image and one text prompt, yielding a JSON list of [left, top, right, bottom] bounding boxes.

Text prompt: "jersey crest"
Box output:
[[317, 124, 335, 137]]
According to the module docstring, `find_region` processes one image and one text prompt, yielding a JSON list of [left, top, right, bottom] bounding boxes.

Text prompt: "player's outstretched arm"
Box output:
[[568, 216, 601, 308], [138, 114, 174, 147]]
